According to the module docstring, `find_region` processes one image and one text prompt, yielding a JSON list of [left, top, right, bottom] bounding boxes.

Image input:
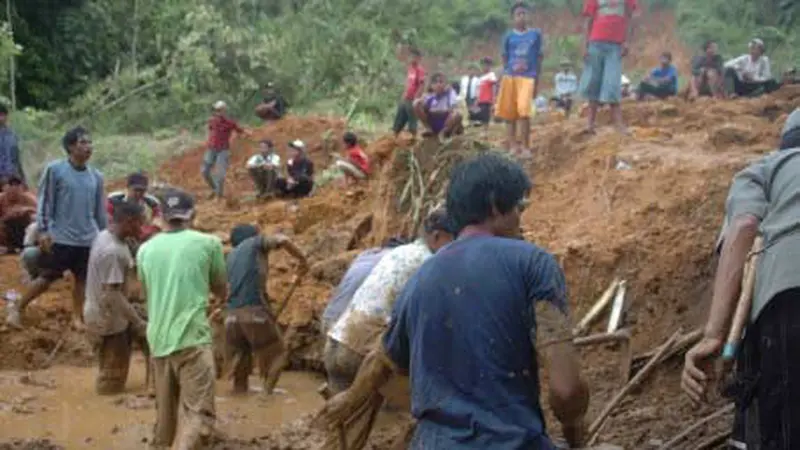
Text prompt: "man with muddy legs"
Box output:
[[223, 224, 308, 395], [320, 209, 454, 449], [137, 189, 227, 450], [689, 40, 725, 99], [683, 109, 800, 449], [317, 153, 589, 449], [580, 0, 637, 135], [84, 201, 147, 395], [7, 127, 107, 330]]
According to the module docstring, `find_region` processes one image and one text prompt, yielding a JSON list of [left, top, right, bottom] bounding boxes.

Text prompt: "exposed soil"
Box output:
[[1, 10, 799, 450]]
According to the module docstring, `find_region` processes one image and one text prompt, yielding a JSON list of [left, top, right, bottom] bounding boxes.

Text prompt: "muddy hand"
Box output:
[[681, 336, 722, 405], [312, 390, 354, 430]]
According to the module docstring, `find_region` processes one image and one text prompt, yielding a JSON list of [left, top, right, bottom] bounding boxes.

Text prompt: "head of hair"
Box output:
[[113, 200, 144, 223], [661, 51, 672, 61], [409, 47, 422, 57], [6, 174, 22, 186], [260, 139, 274, 147], [230, 224, 260, 247], [446, 152, 531, 233], [511, 1, 529, 16], [450, 81, 461, 95], [423, 208, 456, 235], [431, 72, 446, 83], [703, 40, 716, 51], [343, 131, 358, 147], [481, 56, 493, 66], [0, 104, 8, 115], [381, 236, 410, 248], [62, 126, 89, 153]]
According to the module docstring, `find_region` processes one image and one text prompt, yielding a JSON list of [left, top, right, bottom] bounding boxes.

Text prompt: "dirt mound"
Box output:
[[0, 440, 63, 450]]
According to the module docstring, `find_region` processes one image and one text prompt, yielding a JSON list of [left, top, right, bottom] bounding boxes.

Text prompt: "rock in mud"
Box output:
[[0, 440, 64, 450]]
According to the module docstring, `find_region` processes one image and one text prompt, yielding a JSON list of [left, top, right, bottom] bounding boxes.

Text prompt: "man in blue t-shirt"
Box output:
[[637, 51, 679, 100], [315, 153, 590, 449]]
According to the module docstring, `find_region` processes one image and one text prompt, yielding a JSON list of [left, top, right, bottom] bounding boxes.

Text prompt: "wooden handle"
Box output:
[[722, 236, 763, 360]]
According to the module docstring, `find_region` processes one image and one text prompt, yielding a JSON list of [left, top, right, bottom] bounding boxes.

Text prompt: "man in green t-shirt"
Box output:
[[136, 189, 227, 450]]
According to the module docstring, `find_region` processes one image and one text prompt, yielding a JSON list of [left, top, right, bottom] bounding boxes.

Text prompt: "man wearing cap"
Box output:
[[275, 140, 314, 199], [136, 189, 227, 449], [223, 223, 308, 395], [0, 104, 26, 190], [255, 83, 288, 122], [723, 38, 781, 98], [107, 172, 163, 244], [0, 174, 36, 253], [683, 109, 800, 448], [320, 208, 454, 449], [7, 127, 107, 330], [204, 101, 250, 200]]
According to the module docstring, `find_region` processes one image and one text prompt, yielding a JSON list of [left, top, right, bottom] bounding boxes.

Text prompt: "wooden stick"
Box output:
[[574, 328, 631, 347], [588, 330, 682, 444], [694, 429, 732, 450], [275, 274, 304, 318], [658, 403, 734, 450], [631, 328, 702, 372], [618, 335, 633, 385], [573, 278, 620, 336], [606, 280, 627, 333], [723, 236, 763, 360]]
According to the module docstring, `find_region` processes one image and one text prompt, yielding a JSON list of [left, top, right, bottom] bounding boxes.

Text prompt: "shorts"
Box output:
[[224, 305, 283, 391], [494, 76, 535, 121], [580, 41, 623, 104], [335, 159, 368, 179], [393, 100, 418, 135], [39, 243, 91, 282], [471, 103, 492, 124]]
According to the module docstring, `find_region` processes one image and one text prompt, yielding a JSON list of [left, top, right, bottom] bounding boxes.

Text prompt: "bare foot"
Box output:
[[6, 302, 23, 329]]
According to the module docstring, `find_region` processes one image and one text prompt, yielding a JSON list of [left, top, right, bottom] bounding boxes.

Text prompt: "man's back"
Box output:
[[321, 247, 390, 327], [137, 229, 225, 357], [383, 235, 567, 449], [226, 235, 267, 310]]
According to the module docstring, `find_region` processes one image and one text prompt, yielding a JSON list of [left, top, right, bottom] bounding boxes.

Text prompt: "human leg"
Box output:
[[200, 150, 219, 195], [391, 102, 409, 137], [173, 346, 216, 450], [7, 243, 76, 328], [213, 150, 230, 197], [404, 101, 418, 138], [20, 246, 42, 281], [413, 99, 433, 135], [513, 77, 534, 150], [68, 245, 92, 328], [580, 43, 605, 131], [596, 43, 625, 132], [248, 168, 268, 197], [96, 328, 134, 395], [224, 312, 252, 394], [151, 355, 180, 448]]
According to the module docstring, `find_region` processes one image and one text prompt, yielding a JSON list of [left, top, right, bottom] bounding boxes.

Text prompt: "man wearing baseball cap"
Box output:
[[136, 188, 227, 449], [275, 139, 314, 199], [722, 38, 781, 98], [107, 172, 163, 243], [204, 101, 251, 200]]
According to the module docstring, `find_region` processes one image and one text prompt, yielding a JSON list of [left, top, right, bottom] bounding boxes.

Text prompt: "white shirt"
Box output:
[[328, 239, 432, 355], [246, 152, 281, 169], [554, 71, 578, 96], [460, 75, 480, 102], [725, 54, 772, 82]]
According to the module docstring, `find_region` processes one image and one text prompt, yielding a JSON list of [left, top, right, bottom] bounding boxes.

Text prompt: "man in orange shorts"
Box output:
[[495, 2, 543, 158]]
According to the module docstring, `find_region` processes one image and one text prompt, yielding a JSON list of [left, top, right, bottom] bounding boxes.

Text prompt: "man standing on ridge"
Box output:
[[579, 0, 637, 134], [495, 2, 543, 158], [0, 104, 26, 189], [682, 109, 800, 448], [137, 189, 227, 449], [203, 101, 251, 201], [392, 47, 426, 140], [7, 127, 107, 330], [316, 153, 589, 449]]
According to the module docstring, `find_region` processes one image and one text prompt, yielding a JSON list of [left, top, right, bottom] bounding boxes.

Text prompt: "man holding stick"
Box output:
[[316, 153, 589, 449], [682, 108, 800, 448]]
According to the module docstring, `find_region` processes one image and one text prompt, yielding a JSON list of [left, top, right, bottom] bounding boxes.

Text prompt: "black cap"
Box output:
[[162, 189, 195, 221], [127, 172, 148, 189]]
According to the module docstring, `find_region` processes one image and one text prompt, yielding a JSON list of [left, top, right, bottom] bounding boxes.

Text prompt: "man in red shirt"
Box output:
[[392, 47, 425, 140], [579, 0, 637, 134], [107, 172, 163, 245], [335, 131, 370, 186], [203, 101, 250, 199]]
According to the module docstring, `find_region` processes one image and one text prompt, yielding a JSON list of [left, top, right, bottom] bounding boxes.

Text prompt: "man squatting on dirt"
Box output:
[[320, 208, 454, 449], [682, 108, 800, 448], [7, 127, 107, 330], [223, 223, 308, 395], [83, 201, 148, 395], [137, 189, 227, 449], [316, 153, 590, 448]]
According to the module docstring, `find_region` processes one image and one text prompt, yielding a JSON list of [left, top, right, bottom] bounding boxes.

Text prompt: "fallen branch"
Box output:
[[658, 403, 734, 450], [606, 280, 627, 333], [40, 337, 65, 369], [694, 429, 732, 450], [588, 329, 682, 444], [630, 328, 702, 375], [574, 278, 620, 336], [574, 328, 631, 347]]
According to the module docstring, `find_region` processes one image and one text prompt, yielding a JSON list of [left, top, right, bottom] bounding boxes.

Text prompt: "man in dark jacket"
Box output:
[[0, 104, 27, 189], [276, 140, 314, 198]]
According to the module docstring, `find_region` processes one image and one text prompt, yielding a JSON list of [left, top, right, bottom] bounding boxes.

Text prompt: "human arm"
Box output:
[[756, 57, 772, 82], [622, 0, 637, 56], [102, 251, 147, 332], [581, 0, 596, 58], [682, 162, 768, 403], [262, 234, 309, 274], [35, 165, 55, 249], [724, 54, 747, 70], [95, 172, 108, 230]]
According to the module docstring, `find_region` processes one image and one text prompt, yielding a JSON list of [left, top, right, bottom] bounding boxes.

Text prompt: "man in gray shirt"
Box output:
[[683, 108, 800, 448], [84, 201, 147, 395], [7, 126, 107, 329], [0, 104, 26, 188]]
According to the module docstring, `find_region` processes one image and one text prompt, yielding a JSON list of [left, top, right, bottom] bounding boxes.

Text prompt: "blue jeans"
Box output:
[[580, 41, 623, 104], [201, 149, 230, 196]]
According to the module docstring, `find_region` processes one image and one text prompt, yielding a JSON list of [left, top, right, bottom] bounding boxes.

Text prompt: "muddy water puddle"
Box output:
[[0, 356, 325, 449]]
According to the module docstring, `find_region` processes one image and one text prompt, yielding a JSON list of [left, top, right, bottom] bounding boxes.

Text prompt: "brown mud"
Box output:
[[1, 10, 800, 449]]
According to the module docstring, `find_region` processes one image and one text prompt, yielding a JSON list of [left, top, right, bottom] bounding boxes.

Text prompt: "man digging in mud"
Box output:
[[7, 127, 107, 330], [137, 189, 227, 449], [682, 108, 800, 449], [83, 201, 148, 395], [316, 153, 590, 449], [320, 208, 454, 449], [223, 223, 308, 395]]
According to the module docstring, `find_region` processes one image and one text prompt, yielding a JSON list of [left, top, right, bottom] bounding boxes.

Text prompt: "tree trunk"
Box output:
[[132, 0, 139, 77], [7, 0, 15, 110]]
